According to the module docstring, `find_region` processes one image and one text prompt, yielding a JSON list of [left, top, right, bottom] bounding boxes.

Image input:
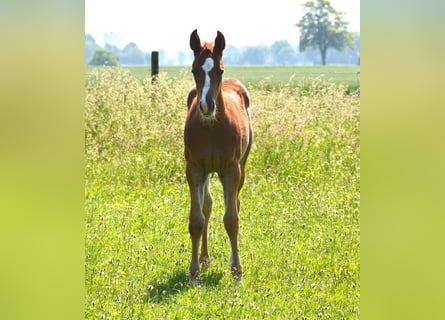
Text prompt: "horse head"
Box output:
[[189, 29, 226, 118]]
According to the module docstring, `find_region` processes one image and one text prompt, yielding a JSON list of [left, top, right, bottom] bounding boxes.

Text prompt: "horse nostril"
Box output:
[[208, 101, 215, 113], [206, 97, 215, 113], [199, 102, 209, 114], [199, 100, 215, 116]]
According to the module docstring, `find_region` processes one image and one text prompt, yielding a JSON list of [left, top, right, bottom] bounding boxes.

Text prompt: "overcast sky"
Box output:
[[85, 0, 360, 53]]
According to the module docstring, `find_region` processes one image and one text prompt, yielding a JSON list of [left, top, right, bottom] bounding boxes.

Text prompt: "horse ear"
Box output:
[[214, 31, 226, 57], [190, 29, 201, 56]]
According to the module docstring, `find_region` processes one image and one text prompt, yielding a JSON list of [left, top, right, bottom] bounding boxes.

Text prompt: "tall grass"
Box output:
[[85, 68, 360, 319]]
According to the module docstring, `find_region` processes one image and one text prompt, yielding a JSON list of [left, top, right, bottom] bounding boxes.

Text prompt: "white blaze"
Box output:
[[201, 57, 214, 109]]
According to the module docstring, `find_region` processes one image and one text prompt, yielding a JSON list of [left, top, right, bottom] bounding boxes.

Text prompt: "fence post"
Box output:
[[151, 51, 159, 82]]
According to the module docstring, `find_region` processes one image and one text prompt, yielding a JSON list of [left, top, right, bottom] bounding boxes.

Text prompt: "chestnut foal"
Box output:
[[184, 30, 252, 284]]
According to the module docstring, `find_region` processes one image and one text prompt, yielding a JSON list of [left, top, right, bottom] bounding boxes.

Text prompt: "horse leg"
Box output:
[[220, 162, 243, 283], [237, 133, 251, 212], [199, 176, 212, 270], [186, 162, 205, 284], [237, 163, 246, 212]]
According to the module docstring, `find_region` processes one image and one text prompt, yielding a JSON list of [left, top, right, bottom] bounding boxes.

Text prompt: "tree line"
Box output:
[[86, 1, 359, 66], [85, 33, 359, 67]]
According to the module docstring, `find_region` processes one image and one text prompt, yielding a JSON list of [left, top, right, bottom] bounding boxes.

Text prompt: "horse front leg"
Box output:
[[220, 162, 243, 283], [186, 162, 205, 284], [199, 176, 212, 270]]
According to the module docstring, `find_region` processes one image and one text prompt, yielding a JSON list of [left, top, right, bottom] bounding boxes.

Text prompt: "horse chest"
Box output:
[[185, 121, 239, 172]]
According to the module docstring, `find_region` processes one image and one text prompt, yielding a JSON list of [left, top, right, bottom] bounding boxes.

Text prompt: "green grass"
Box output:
[[86, 65, 360, 92], [85, 68, 360, 318]]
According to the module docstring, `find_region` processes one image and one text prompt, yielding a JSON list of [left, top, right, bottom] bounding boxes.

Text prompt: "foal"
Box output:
[[184, 30, 253, 284]]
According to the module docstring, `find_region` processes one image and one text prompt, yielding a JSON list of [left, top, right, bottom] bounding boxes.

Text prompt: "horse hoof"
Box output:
[[189, 275, 198, 286], [200, 256, 211, 272], [189, 267, 200, 286], [231, 265, 243, 286], [234, 274, 243, 286]]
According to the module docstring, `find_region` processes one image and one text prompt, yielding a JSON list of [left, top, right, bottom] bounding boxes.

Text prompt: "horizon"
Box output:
[[85, 0, 360, 55]]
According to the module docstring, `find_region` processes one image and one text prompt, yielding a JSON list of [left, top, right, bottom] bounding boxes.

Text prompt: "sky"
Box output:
[[85, 0, 360, 54]]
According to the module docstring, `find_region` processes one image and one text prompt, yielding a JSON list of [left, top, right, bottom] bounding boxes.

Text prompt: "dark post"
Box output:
[[151, 51, 159, 82]]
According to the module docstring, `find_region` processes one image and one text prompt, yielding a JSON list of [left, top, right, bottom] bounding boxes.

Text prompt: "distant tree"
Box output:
[[103, 32, 122, 49], [178, 51, 186, 66], [104, 43, 121, 56], [241, 45, 268, 65], [145, 52, 151, 66], [88, 48, 119, 66], [326, 32, 360, 65], [300, 47, 321, 65], [119, 42, 146, 65], [85, 34, 100, 64], [224, 45, 243, 65], [353, 32, 360, 54], [271, 40, 298, 65], [158, 49, 169, 65], [296, 0, 354, 65]]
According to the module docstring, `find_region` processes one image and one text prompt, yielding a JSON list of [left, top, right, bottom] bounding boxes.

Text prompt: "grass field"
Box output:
[[85, 68, 360, 318], [86, 65, 360, 92]]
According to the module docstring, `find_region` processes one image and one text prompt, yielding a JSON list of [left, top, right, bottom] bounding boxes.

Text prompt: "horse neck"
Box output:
[[215, 85, 225, 115]]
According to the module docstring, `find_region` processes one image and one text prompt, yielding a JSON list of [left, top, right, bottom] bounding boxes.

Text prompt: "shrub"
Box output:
[[88, 48, 120, 66]]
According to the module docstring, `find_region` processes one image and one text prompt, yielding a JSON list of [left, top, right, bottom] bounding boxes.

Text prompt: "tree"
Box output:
[[296, 0, 354, 65], [103, 32, 122, 49], [326, 32, 360, 65], [224, 45, 243, 65], [271, 40, 298, 65], [85, 34, 100, 64], [88, 48, 119, 66], [240, 45, 268, 65], [119, 42, 146, 65]]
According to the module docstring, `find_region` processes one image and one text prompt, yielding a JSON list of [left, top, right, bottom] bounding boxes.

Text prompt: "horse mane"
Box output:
[[201, 42, 214, 53]]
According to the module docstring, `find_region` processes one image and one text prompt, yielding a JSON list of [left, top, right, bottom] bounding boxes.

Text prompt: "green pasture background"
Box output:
[[86, 65, 360, 93], [2, 0, 445, 319], [84, 67, 360, 318], [88, 64, 359, 83]]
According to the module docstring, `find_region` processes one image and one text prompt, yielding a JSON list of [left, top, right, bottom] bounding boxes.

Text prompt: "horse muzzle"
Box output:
[[199, 99, 215, 117]]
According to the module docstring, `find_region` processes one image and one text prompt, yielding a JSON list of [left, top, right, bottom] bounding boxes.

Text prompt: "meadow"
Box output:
[[85, 67, 360, 318], [86, 65, 360, 92]]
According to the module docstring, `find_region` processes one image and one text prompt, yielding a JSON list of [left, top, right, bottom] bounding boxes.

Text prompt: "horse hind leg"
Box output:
[[237, 128, 252, 212], [199, 175, 212, 271], [221, 162, 243, 284], [237, 163, 246, 212]]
